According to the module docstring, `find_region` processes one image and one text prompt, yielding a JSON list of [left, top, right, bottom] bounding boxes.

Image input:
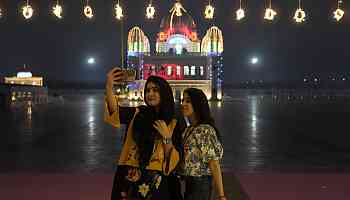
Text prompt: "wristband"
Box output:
[[163, 138, 172, 144]]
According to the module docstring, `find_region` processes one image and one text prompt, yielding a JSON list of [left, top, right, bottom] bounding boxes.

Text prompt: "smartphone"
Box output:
[[114, 69, 136, 83]]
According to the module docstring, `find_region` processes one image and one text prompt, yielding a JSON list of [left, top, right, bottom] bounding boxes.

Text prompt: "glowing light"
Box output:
[[264, 1, 277, 21], [204, 3, 215, 19], [146, 2, 155, 19], [264, 8, 277, 21], [83, 0, 93, 19], [175, 44, 183, 55], [294, 8, 306, 23], [52, 1, 63, 19], [251, 57, 259, 64], [22, 1, 34, 20], [334, 8, 345, 21], [169, 2, 187, 30], [127, 26, 150, 54], [294, 0, 306, 23], [88, 57, 95, 64], [0, 7, 3, 18], [236, 8, 245, 20], [235, 0, 245, 20], [190, 32, 198, 41], [17, 72, 33, 78], [201, 26, 223, 55], [172, 2, 183, 17], [334, 0, 345, 22], [115, 2, 123, 20]]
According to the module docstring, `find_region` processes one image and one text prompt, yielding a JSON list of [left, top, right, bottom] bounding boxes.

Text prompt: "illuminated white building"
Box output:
[[126, 2, 224, 100], [1, 66, 48, 106], [4, 70, 43, 86]]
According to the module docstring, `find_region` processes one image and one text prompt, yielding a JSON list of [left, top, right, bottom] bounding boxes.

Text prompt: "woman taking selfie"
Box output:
[[105, 67, 183, 200]]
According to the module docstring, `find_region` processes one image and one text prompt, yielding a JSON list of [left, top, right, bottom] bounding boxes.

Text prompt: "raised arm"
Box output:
[[106, 67, 121, 114], [104, 67, 135, 127]]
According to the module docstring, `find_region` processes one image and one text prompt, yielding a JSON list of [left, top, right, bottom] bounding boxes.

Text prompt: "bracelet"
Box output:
[[162, 138, 172, 144], [218, 195, 226, 199]]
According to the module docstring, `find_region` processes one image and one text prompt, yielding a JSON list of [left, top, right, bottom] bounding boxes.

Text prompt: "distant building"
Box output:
[[4, 70, 43, 86], [0, 66, 48, 108]]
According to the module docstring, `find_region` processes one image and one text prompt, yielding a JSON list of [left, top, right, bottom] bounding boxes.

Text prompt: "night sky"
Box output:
[[0, 0, 349, 84]]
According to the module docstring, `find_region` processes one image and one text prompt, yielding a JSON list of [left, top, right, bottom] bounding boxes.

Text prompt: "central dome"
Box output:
[[159, 2, 197, 38]]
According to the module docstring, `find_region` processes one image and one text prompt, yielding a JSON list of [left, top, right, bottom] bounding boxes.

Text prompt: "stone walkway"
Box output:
[[1, 172, 349, 200]]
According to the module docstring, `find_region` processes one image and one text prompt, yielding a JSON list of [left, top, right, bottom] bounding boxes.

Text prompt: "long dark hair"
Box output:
[[133, 76, 177, 169], [143, 76, 175, 124], [183, 88, 222, 141]]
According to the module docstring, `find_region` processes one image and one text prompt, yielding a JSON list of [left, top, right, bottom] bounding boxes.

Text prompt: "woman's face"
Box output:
[[145, 82, 161, 107], [181, 92, 194, 117]]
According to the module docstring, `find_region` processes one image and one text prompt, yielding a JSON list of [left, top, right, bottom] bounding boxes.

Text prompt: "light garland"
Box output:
[[236, 0, 245, 20], [333, 0, 345, 22], [264, 0, 277, 21], [204, 0, 215, 19], [0, 1, 345, 23], [115, 0, 123, 20], [169, 1, 187, 30], [171, 2, 183, 17], [146, 0, 155, 19], [83, 0, 93, 19], [52, 0, 63, 19], [293, 0, 306, 23], [22, 0, 34, 20]]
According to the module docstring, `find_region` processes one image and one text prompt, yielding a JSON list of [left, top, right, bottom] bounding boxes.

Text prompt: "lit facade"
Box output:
[[126, 2, 224, 100], [1, 68, 48, 107], [4, 71, 43, 86]]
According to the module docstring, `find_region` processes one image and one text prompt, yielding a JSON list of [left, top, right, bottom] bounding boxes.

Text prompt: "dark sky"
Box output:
[[0, 0, 349, 84]]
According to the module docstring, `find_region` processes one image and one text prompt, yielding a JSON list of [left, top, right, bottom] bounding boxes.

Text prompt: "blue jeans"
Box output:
[[184, 176, 212, 200]]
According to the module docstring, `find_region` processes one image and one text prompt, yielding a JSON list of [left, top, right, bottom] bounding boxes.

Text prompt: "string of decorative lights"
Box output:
[[83, 0, 93, 19], [52, 0, 63, 19], [334, 0, 345, 22], [204, 0, 215, 19], [22, 0, 34, 19], [235, 0, 245, 21], [115, 0, 123, 20], [0, 1, 347, 23], [264, 0, 277, 21], [146, 0, 156, 19], [293, 0, 306, 23]]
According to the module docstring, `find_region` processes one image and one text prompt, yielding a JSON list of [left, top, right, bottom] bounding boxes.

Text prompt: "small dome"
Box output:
[[201, 26, 224, 55], [127, 26, 150, 54], [17, 72, 33, 78]]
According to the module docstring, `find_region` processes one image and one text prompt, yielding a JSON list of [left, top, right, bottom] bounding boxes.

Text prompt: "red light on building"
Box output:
[[143, 64, 184, 80], [159, 32, 167, 41], [190, 32, 197, 41]]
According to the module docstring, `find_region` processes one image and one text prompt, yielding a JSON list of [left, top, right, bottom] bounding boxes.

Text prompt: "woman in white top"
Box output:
[[180, 88, 226, 200]]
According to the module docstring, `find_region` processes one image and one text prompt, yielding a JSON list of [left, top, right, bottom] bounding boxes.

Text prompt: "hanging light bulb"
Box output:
[[333, 0, 345, 22], [83, 0, 93, 19], [115, 0, 123, 20], [293, 0, 306, 23], [169, 1, 187, 30], [173, 2, 183, 16], [0, 7, 3, 18], [236, 0, 245, 20], [264, 0, 277, 21], [204, 0, 215, 19], [22, 0, 34, 20], [52, 0, 63, 19], [146, 0, 155, 19]]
